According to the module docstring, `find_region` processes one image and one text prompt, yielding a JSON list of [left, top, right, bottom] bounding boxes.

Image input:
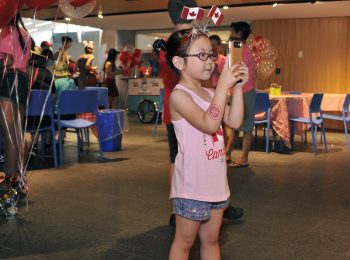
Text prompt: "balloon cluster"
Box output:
[[246, 34, 278, 81], [117, 46, 142, 76], [0, 0, 96, 29]]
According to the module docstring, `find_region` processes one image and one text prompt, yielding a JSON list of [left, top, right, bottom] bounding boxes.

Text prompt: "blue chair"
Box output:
[[323, 94, 350, 147], [290, 93, 327, 155], [83, 87, 109, 145], [152, 88, 164, 136], [26, 90, 58, 168], [56, 90, 103, 165], [85, 87, 109, 108], [254, 92, 271, 153]]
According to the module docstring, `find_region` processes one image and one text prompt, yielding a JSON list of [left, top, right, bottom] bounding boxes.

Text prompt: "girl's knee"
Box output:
[[174, 235, 196, 250], [200, 232, 219, 245]]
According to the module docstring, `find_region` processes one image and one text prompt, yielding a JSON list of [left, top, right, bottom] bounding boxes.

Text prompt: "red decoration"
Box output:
[[24, 0, 58, 10], [0, 0, 17, 29], [70, 0, 90, 7], [254, 35, 263, 42]]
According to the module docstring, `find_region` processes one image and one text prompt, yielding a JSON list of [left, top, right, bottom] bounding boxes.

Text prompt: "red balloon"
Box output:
[[70, 0, 91, 7], [0, 0, 17, 29], [254, 36, 263, 42], [18, 0, 26, 10], [24, 0, 58, 10]]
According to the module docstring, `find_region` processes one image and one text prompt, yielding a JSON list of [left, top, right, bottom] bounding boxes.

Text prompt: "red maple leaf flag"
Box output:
[[207, 5, 224, 25], [181, 7, 205, 20]]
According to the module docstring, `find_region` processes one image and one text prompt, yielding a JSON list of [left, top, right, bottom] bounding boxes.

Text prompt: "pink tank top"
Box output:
[[170, 84, 230, 202]]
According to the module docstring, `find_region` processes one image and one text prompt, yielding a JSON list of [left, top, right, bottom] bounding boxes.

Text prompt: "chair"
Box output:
[[56, 90, 103, 165], [83, 87, 109, 144], [290, 93, 327, 155], [254, 92, 271, 153], [152, 88, 164, 136], [85, 87, 109, 108], [26, 90, 58, 168], [323, 94, 350, 147]]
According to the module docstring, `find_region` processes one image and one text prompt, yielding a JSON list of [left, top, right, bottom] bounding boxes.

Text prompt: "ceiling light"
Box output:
[[154, 37, 159, 40], [273, 3, 278, 7], [98, 9, 103, 19], [65, 17, 71, 21], [223, 6, 229, 10], [222, 40, 227, 44]]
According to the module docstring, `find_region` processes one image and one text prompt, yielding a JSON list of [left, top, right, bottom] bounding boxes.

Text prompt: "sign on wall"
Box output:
[[128, 78, 164, 96]]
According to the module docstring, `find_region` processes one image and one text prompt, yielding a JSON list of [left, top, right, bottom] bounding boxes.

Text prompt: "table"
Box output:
[[255, 93, 347, 149]]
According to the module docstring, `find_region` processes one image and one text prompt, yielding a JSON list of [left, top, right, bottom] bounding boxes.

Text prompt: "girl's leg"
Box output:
[[169, 215, 201, 260], [198, 208, 224, 260]]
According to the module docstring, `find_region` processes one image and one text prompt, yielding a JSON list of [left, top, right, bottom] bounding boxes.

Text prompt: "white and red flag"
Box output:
[[181, 7, 205, 20], [207, 5, 224, 25]]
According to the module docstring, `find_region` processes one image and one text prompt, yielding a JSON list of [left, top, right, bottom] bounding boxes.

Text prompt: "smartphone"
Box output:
[[228, 37, 243, 68]]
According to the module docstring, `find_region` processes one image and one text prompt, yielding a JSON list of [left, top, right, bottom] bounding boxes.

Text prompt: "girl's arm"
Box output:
[[170, 63, 245, 134], [223, 64, 249, 129]]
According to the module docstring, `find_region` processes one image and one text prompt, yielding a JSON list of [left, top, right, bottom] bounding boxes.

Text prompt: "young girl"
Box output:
[[166, 27, 248, 259]]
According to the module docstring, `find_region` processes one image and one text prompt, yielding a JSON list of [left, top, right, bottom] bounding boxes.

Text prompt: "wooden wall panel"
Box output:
[[252, 17, 350, 94]]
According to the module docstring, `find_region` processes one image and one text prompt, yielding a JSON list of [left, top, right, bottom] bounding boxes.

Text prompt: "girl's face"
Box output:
[[182, 36, 215, 81]]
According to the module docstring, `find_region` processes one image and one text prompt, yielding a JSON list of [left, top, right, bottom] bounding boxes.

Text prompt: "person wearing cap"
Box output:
[[27, 45, 56, 157], [40, 41, 54, 69]]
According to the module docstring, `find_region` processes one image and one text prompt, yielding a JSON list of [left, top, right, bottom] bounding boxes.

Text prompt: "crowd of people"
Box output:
[[0, 14, 121, 205]]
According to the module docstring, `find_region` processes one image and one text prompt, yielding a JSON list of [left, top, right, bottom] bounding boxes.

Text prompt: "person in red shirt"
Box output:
[[157, 0, 196, 227]]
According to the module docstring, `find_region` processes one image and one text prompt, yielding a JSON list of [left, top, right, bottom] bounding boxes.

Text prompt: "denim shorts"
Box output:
[[173, 198, 230, 221]]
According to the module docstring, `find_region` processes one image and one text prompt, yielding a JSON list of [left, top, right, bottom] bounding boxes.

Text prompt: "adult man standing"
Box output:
[[226, 22, 256, 168]]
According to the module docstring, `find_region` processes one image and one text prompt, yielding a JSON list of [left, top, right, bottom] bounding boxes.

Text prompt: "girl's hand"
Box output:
[[234, 62, 249, 88], [217, 58, 247, 90]]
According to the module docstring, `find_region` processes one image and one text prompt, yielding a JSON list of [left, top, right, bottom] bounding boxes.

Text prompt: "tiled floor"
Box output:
[[1, 115, 350, 259]]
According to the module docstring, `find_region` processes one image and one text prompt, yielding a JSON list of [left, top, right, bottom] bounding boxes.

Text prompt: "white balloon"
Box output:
[[59, 0, 96, 19]]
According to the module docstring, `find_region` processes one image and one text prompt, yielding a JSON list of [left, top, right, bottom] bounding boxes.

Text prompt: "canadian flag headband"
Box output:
[[179, 5, 224, 46]]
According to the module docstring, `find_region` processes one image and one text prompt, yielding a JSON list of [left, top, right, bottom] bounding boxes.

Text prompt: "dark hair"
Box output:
[[84, 46, 93, 54], [209, 35, 221, 46], [167, 0, 197, 25], [9, 13, 28, 54], [166, 28, 208, 74], [103, 48, 119, 72], [230, 21, 251, 41], [61, 36, 73, 45]]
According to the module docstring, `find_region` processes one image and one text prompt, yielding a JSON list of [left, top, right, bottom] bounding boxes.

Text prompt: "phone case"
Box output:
[[228, 38, 243, 68]]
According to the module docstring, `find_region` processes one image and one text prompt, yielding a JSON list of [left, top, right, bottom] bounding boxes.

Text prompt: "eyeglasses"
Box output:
[[182, 52, 218, 62]]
